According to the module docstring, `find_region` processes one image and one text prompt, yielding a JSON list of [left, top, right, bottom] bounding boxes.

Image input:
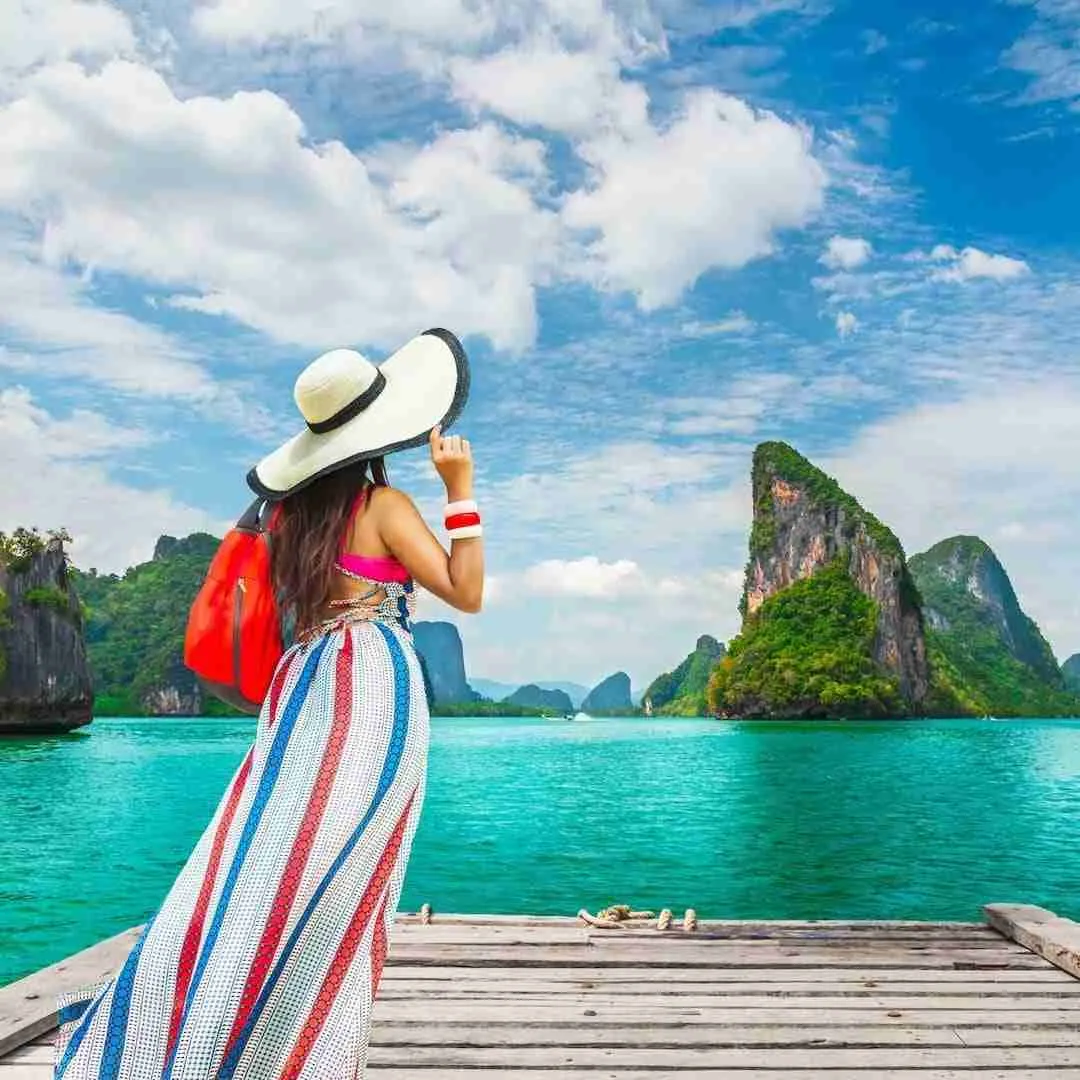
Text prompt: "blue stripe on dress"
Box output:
[[162, 637, 328, 1080], [97, 917, 155, 1080], [58, 1001, 91, 1025], [55, 978, 113, 1080], [216, 622, 411, 1080], [55, 915, 155, 1080]]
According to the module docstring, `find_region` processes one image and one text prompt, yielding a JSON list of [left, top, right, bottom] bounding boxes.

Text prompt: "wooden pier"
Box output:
[[3, 904, 1080, 1077]]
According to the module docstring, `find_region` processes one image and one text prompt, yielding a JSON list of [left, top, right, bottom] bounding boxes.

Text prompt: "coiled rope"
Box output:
[[577, 903, 698, 931]]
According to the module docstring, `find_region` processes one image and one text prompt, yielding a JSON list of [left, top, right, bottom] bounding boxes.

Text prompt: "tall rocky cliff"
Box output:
[[746, 442, 929, 706], [710, 442, 930, 718], [644, 635, 725, 716], [582, 672, 633, 713], [909, 537, 1078, 717], [411, 621, 478, 706], [0, 536, 92, 733]]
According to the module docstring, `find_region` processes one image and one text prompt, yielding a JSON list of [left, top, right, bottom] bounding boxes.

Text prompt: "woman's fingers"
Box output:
[[430, 427, 472, 461]]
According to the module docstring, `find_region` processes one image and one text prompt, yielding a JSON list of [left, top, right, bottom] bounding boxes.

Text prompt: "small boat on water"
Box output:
[[562, 711, 591, 721]]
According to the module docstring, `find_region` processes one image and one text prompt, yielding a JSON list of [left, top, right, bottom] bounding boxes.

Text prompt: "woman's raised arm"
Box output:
[[374, 427, 484, 613]]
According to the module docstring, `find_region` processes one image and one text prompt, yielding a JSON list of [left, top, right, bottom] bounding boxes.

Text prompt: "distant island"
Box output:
[[3, 439, 1079, 730], [0, 528, 92, 733]]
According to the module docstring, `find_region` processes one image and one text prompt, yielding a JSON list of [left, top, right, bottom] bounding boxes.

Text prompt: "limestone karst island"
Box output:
[[2, 442, 1078, 732]]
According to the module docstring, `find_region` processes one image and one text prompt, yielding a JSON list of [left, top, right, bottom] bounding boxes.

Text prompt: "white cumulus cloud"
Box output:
[[0, 0, 134, 81], [820, 234, 872, 270], [0, 60, 560, 352], [448, 41, 649, 138], [930, 245, 1031, 283], [563, 89, 827, 308]]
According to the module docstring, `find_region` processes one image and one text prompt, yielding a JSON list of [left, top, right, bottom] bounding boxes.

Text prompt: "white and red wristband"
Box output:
[[445, 499, 483, 540]]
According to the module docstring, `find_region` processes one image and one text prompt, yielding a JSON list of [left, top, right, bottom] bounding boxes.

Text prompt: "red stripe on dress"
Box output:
[[266, 652, 292, 729], [165, 746, 254, 1060], [279, 792, 415, 1080], [370, 891, 391, 999], [223, 632, 355, 1059]]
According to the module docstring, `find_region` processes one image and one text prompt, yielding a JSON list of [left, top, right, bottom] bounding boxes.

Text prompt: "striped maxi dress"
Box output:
[[54, 592, 429, 1080]]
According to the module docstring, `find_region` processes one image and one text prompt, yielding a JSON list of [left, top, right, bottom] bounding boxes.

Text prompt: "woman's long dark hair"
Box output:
[[271, 456, 388, 633]]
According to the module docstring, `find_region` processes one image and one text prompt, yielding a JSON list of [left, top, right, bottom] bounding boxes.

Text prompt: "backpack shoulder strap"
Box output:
[[236, 497, 280, 533]]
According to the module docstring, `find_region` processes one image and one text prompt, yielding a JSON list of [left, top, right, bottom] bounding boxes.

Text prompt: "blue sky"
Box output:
[[2, 0, 1080, 689]]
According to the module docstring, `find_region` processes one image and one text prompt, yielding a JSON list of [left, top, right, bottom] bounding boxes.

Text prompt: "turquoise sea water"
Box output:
[[2, 715, 1079, 985]]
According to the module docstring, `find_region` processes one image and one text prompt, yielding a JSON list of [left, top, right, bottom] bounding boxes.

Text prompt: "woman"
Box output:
[[56, 328, 483, 1080]]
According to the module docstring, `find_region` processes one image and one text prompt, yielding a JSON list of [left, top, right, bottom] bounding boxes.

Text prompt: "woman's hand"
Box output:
[[430, 424, 473, 501]]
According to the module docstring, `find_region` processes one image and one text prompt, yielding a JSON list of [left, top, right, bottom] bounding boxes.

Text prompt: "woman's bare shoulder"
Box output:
[[368, 484, 419, 517]]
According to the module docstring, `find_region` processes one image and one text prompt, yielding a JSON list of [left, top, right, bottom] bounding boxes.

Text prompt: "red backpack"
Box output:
[[184, 498, 284, 714]]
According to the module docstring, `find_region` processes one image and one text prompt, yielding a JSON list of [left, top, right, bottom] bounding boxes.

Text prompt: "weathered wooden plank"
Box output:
[[587, 936, 1010, 948], [390, 924, 1002, 942], [359, 1070, 1080, 1079], [364, 1045, 1080, 1067], [14, 1024, 1080, 1053], [0, 927, 139, 1058], [587, 929, 1005, 943], [374, 992, 1080, 1011], [986, 905, 1080, 980], [383, 964, 1076, 984], [0, 1048, 52, 1065], [4, 912, 1076, 1079], [365, 1025, 1080, 1048], [384, 944, 1050, 968], [12, 1068, 1080, 1080], [371, 1001, 1080, 1025], [393, 914, 990, 930], [380, 977, 1080, 996]]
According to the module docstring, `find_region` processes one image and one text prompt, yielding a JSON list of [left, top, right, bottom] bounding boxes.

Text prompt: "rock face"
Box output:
[[411, 621, 478, 705], [644, 635, 725, 716], [711, 442, 930, 718], [910, 537, 1077, 717], [504, 684, 574, 712], [1064, 655, 1080, 692], [746, 442, 928, 708], [139, 655, 204, 716], [0, 539, 92, 733], [581, 672, 633, 713]]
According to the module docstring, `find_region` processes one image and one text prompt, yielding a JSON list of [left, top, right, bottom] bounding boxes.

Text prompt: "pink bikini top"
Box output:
[[335, 487, 411, 585]]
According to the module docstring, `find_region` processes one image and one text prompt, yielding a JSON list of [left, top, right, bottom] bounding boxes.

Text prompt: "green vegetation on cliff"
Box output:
[[432, 700, 561, 717], [1, 527, 72, 681], [709, 561, 903, 718], [750, 442, 904, 561], [910, 537, 1078, 717], [644, 635, 725, 716], [72, 534, 227, 715], [504, 684, 574, 713]]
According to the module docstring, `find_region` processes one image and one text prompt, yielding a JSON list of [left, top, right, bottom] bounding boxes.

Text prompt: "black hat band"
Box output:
[[306, 370, 387, 434]]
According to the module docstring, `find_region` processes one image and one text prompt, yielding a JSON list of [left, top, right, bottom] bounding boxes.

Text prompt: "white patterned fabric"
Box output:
[[55, 614, 429, 1080]]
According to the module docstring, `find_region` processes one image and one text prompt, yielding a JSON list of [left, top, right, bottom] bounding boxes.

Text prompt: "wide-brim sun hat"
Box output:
[[248, 327, 469, 500]]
